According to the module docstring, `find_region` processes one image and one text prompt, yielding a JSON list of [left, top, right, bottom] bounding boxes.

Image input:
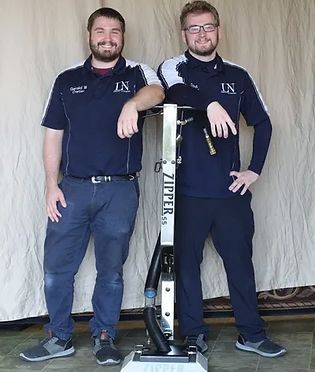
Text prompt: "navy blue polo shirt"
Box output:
[[158, 52, 272, 198], [42, 55, 161, 177]]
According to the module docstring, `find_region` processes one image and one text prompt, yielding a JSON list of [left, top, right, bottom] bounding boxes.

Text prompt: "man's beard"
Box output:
[[89, 40, 124, 63], [191, 43, 217, 56], [186, 35, 218, 57]]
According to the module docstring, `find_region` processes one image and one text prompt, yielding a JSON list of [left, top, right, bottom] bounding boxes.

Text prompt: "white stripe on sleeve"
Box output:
[[159, 54, 187, 89], [126, 59, 162, 86]]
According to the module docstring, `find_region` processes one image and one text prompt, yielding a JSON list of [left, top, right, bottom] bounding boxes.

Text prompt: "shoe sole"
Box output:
[[235, 341, 286, 358], [96, 358, 121, 366], [19, 347, 75, 362]]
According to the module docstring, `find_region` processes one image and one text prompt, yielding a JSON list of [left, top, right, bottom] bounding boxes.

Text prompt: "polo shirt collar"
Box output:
[[185, 50, 224, 75], [84, 55, 127, 75]]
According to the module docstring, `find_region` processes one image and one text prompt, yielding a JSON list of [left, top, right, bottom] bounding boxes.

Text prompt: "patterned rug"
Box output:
[[203, 286, 315, 316], [120, 286, 315, 319]]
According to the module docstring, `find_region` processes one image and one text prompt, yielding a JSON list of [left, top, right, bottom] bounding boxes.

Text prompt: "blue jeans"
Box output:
[[43, 176, 139, 340]]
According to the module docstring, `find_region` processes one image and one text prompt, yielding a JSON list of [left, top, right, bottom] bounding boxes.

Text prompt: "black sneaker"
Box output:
[[184, 334, 208, 353], [19, 332, 75, 362], [235, 334, 286, 358], [93, 330, 121, 366]]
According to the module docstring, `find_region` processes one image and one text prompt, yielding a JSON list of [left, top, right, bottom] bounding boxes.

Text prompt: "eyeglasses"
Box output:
[[184, 23, 218, 34]]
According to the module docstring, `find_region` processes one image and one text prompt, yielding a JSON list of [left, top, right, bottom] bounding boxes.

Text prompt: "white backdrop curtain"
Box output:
[[0, 0, 314, 321]]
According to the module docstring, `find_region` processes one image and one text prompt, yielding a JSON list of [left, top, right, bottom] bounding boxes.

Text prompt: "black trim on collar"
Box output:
[[84, 55, 127, 76], [184, 50, 224, 74]]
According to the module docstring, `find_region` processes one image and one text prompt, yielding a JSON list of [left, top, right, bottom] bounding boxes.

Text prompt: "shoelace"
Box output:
[[99, 338, 110, 346], [98, 331, 112, 347], [186, 335, 199, 345], [40, 335, 55, 344]]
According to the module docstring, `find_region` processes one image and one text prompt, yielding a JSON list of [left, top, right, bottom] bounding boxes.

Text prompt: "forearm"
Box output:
[[43, 128, 64, 188], [167, 84, 236, 137], [166, 83, 213, 110], [128, 84, 164, 111], [248, 118, 272, 174], [117, 85, 164, 139]]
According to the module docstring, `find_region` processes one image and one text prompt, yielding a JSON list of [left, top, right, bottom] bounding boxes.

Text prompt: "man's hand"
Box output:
[[46, 185, 67, 222], [117, 84, 164, 138], [229, 170, 259, 195], [117, 101, 139, 139], [207, 101, 237, 138]]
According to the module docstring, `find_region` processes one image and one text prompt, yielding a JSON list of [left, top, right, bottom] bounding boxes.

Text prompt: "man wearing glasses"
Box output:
[[158, 0, 286, 357]]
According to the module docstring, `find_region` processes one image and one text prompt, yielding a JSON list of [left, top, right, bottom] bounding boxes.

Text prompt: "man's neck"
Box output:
[[91, 56, 119, 69], [188, 50, 216, 62]]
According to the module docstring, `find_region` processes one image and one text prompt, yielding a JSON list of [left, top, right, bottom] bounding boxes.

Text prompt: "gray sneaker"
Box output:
[[184, 334, 208, 353], [19, 332, 75, 362], [93, 330, 121, 365], [235, 335, 286, 357]]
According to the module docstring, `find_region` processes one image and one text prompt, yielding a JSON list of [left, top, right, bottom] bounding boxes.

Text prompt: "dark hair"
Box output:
[[180, 1, 220, 29], [87, 7, 125, 33]]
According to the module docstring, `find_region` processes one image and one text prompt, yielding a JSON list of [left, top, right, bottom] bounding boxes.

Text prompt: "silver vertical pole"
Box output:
[[161, 104, 177, 246], [160, 104, 177, 340]]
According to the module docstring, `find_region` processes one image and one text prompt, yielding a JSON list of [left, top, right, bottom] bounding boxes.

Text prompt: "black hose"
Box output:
[[144, 235, 161, 292], [144, 307, 171, 353], [144, 233, 171, 353]]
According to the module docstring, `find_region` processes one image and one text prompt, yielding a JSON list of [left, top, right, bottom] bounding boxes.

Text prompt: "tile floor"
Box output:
[[0, 316, 314, 371]]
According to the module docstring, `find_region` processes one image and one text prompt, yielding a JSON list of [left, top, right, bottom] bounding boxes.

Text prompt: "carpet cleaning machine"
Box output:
[[121, 104, 208, 372]]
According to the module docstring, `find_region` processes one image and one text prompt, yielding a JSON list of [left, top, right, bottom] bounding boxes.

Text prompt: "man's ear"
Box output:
[[181, 30, 187, 46], [218, 26, 222, 41]]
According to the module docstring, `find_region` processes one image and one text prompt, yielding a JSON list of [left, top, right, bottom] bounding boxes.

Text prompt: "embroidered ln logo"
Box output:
[[113, 81, 130, 93], [221, 83, 236, 95]]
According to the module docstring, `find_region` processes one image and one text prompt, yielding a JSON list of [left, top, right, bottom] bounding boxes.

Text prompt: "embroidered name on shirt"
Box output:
[[221, 83, 236, 95], [70, 85, 88, 94], [113, 81, 130, 93]]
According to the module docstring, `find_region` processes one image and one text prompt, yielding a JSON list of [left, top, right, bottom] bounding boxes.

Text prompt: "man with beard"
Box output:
[[158, 1, 286, 358], [20, 7, 164, 366]]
